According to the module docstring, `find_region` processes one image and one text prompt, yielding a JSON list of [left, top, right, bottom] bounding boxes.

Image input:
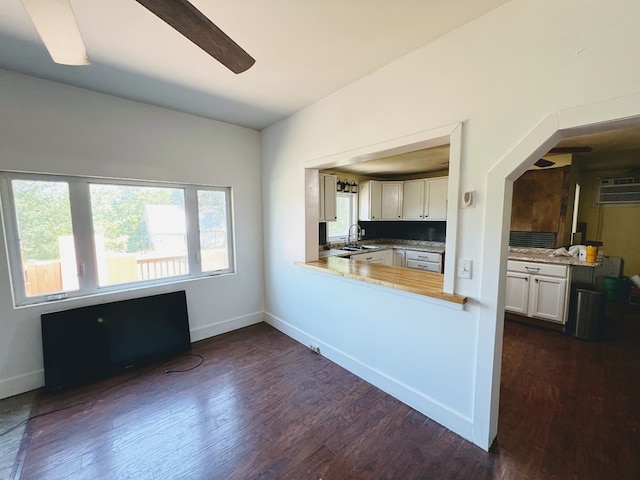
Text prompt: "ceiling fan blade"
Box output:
[[133, 0, 255, 74], [534, 159, 555, 168], [20, 0, 90, 65], [547, 146, 593, 154]]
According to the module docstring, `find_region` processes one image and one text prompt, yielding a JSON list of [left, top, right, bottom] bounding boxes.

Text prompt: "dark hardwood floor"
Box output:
[[4, 302, 640, 479], [496, 302, 640, 480]]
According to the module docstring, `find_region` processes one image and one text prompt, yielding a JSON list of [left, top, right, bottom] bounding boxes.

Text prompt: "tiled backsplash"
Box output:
[[359, 221, 446, 242], [319, 222, 327, 245], [319, 220, 446, 245]]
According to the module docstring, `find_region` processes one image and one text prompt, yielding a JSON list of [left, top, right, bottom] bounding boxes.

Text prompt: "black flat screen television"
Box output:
[[41, 290, 191, 392]]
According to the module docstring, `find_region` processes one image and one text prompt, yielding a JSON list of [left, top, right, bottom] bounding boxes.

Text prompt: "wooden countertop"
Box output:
[[295, 256, 467, 306]]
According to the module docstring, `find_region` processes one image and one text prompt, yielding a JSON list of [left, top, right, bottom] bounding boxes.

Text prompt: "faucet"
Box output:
[[347, 224, 361, 247]]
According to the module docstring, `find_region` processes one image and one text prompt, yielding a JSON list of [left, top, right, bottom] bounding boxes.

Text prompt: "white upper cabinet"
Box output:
[[319, 174, 337, 222], [402, 177, 448, 221], [360, 177, 447, 221], [426, 177, 448, 220], [381, 182, 403, 219], [359, 180, 382, 220], [401, 180, 424, 219]]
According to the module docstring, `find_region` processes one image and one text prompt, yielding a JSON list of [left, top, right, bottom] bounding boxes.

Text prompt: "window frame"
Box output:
[[327, 192, 358, 242], [0, 171, 235, 307]]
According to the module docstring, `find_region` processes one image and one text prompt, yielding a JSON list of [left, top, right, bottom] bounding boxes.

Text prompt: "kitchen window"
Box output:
[[0, 172, 234, 306], [327, 192, 357, 241]]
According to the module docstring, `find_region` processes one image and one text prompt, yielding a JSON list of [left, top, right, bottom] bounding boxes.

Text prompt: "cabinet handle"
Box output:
[[535, 278, 539, 283], [525, 277, 528, 282], [525, 266, 540, 272], [366, 256, 373, 260]]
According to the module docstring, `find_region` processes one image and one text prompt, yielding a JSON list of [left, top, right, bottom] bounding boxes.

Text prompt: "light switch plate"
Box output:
[[457, 259, 472, 279]]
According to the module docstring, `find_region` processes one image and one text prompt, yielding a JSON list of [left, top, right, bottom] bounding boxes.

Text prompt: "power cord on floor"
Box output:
[[0, 352, 205, 438], [165, 353, 204, 373]]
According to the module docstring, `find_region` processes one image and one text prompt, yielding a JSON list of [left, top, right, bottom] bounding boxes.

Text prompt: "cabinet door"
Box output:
[[358, 181, 370, 220], [402, 180, 425, 219], [393, 250, 406, 268], [360, 181, 383, 220], [370, 181, 382, 220], [358, 181, 382, 221], [425, 177, 447, 220], [505, 272, 529, 315], [381, 182, 403, 219], [530, 275, 567, 323], [323, 175, 337, 221]]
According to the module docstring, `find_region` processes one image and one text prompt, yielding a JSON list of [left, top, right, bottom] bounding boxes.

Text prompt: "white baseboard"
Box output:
[[0, 311, 265, 401], [264, 311, 474, 442], [189, 311, 264, 342], [0, 370, 44, 400]]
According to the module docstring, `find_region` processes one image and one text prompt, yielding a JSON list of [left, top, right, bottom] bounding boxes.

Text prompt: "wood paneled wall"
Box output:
[[510, 167, 571, 247]]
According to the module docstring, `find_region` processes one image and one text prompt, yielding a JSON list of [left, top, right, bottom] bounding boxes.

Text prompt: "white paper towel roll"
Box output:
[[631, 275, 640, 288]]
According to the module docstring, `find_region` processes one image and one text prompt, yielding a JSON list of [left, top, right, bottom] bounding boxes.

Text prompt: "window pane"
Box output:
[[328, 195, 351, 239], [90, 184, 187, 286], [197, 190, 229, 272], [12, 180, 77, 296]]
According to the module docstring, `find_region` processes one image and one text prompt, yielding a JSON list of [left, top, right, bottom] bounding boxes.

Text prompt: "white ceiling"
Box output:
[[0, 0, 512, 130], [329, 124, 640, 178]]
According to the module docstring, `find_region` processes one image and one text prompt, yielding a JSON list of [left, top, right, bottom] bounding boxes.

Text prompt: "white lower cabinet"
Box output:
[[404, 250, 442, 273], [504, 272, 530, 315], [505, 261, 569, 324], [393, 250, 406, 268], [350, 249, 393, 265]]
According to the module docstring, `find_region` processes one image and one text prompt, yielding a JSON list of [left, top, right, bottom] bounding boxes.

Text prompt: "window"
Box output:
[[10, 179, 77, 297], [197, 190, 231, 272], [327, 193, 357, 241], [0, 172, 234, 306]]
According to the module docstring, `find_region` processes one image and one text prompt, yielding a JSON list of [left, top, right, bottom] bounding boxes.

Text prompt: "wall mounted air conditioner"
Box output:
[[597, 177, 640, 204]]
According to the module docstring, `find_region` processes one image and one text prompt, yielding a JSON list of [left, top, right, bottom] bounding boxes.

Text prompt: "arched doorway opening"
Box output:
[[475, 93, 640, 450]]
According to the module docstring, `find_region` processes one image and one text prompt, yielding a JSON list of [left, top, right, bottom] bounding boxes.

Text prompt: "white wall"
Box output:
[[261, 0, 640, 449], [0, 69, 264, 399]]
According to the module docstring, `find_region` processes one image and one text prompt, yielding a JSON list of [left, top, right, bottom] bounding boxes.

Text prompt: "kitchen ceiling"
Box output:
[[0, 0, 511, 130], [330, 125, 640, 179]]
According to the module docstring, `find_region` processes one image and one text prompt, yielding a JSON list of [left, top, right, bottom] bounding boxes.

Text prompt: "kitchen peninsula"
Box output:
[[296, 240, 467, 306]]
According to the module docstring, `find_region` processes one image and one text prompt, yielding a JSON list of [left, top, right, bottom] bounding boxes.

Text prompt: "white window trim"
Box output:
[[327, 192, 357, 243], [0, 171, 235, 307]]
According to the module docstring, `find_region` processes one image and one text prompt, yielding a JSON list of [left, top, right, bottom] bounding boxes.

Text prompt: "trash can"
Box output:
[[568, 284, 607, 341], [603, 277, 629, 302]]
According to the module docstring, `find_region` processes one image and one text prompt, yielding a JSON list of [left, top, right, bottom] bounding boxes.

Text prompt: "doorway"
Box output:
[[475, 93, 640, 450]]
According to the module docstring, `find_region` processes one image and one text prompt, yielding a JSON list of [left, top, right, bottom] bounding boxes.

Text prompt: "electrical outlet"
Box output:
[[309, 344, 321, 355], [361, 228, 366, 237], [457, 259, 472, 279]]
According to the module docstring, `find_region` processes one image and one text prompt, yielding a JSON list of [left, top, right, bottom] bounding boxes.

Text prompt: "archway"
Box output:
[[475, 93, 640, 449]]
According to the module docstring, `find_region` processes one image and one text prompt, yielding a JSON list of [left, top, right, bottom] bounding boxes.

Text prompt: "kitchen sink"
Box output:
[[342, 245, 378, 251]]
